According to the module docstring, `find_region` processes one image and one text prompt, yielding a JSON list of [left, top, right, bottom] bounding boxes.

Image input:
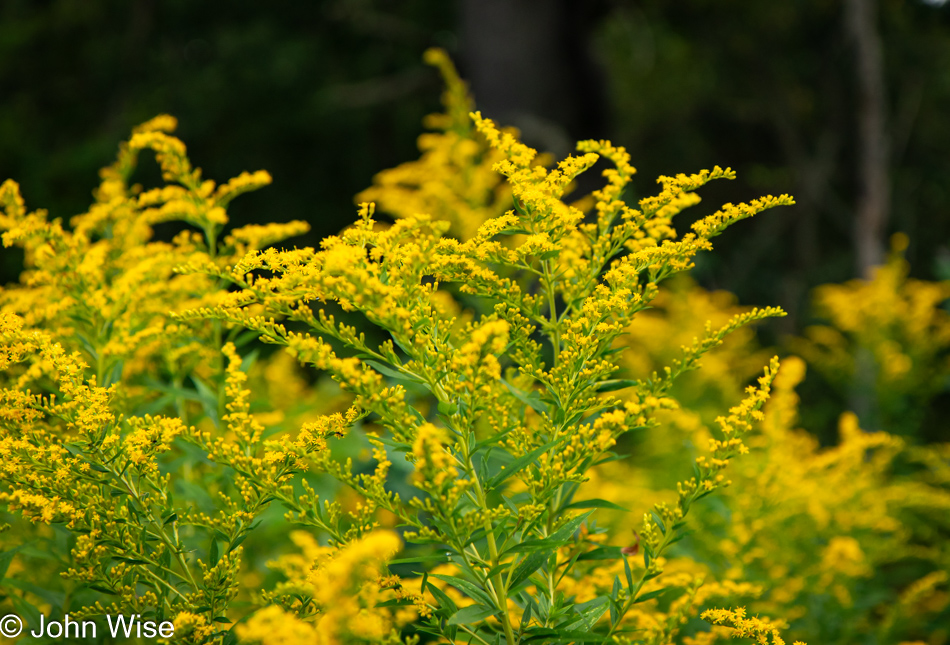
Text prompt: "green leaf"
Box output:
[[104, 359, 125, 387], [495, 227, 532, 236], [592, 452, 630, 467], [512, 196, 530, 217], [503, 537, 573, 554], [523, 628, 607, 642], [667, 530, 693, 545], [388, 554, 449, 565], [507, 512, 592, 591], [374, 598, 417, 608], [445, 624, 458, 642], [563, 498, 628, 512], [133, 392, 178, 416], [0, 547, 20, 580], [425, 581, 457, 618], [437, 400, 459, 416], [374, 435, 411, 453], [487, 439, 559, 490], [428, 574, 496, 608], [233, 329, 260, 349], [112, 556, 150, 565], [142, 378, 202, 402], [447, 604, 500, 625], [633, 588, 668, 604], [474, 426, 517, 451], [508, 553, 551, 592], [228, 533, 249, 553], [222, 626, 240, 645], [484, 562, 510, 580], [191, 374, 220, 426], [594, 379, 638, 392], [695, 488, 716, 501], [520, 602, 534, 631], [239, 348, 260, 373], [414, 627, 447, 640], [364, 360, 421, 384], [570, 596, 609, 631], [577, 546, 622, 561], [502, 380, 547, 415], [650, 510, 666, 535]]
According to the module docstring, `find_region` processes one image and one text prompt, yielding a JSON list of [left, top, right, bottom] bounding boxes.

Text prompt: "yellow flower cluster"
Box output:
[[0, 113, 306, 413], [702, 607, 805, 645], [1, 51, 813, 645], [410, 422, 459, 489], [600, 271, 950, 644], [0, 115, 324, 641], [792, 233, 950, 436], [241, 531, 413, 645]]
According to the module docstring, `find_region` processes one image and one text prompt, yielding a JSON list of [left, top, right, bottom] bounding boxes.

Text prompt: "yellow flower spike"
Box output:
[[0, 178, 27, 221], [422, 47, 474, 131], [411, 423, 458, 489], [132, 113, 178, 134], [214, 169, 274, 207], [702, 607, 805, 645], [471, 111, 538, 169]]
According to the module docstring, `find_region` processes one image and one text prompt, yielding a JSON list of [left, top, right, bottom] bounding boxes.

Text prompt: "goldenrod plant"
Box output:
[[791, 233, 950, 439], [604, 277, 950, 644], [0, 114, 315, 641], [1, 49, 813, 645]]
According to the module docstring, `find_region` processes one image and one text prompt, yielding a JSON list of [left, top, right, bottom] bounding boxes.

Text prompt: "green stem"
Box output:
[[117, 470, 201, 592], [542, 260, 560, 366], [213, 318, 225, 425], [461, 440, 516, 645]]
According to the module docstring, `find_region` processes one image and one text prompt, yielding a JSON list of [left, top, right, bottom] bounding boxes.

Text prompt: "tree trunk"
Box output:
[[845, 0, 889, 278]]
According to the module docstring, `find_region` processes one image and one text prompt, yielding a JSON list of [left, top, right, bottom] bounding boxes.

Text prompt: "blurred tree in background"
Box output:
[[592, 0, 950, 322], [0, 0, 455, 276], [3, 0, 949, 441]]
